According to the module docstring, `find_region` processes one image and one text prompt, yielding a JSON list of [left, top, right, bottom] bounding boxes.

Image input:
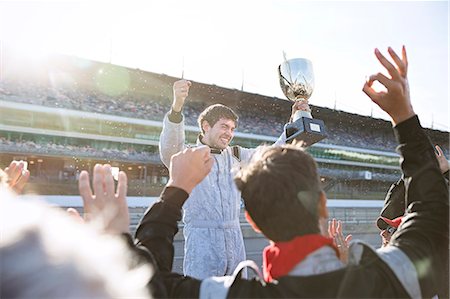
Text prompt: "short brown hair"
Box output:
[[234, 144, 322, 242], [197, 104, 238, 134]]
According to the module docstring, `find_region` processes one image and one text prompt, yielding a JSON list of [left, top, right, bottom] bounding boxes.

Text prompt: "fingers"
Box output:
[[191, 146, 214, 174], [375, 48, 401, 81], [169, 146, 214, 193], [402, 45, 408, 75], [435, 144, 444, 156], [293, 102, 311, 114], [78, 170, 94, 213], [362, 81, 381, 105], [66, 208, 84, 223], [328, 218, 337, 237], [6, 161, 22, 186], [345, 234, 353, 244], [434, 144, 450, 174], [174, 79, 192, 94], [388, 47, 407, 78], [362, 75, 391, 106], [195, 145, 212, 160], [336, 219, 342, 234], [13, 170, 30, 193], [103, 164, 115, 198], [92, 164, 105, 205], [116, 171, 128, 202], [368, 72, 394, 91]]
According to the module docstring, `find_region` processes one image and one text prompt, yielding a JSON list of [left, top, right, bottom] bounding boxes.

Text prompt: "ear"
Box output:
[[318, 191, 328, 219], [245, 211, 261, 234], [201, 120, 211, 134]]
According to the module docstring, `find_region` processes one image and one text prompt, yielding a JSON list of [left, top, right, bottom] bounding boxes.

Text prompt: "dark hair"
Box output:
[[197, 104, 238, 133], [234, 144, 322, 242]]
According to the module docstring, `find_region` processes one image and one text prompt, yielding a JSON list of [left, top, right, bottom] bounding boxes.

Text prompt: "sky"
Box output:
[[1, 0, 449, 131]]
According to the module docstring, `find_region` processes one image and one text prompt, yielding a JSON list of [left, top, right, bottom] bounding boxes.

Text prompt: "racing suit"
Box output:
[[158, 110, 286, 279]]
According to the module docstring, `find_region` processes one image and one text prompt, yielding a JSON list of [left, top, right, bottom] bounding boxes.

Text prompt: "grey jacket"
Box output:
[[159, 112, 286, 279]]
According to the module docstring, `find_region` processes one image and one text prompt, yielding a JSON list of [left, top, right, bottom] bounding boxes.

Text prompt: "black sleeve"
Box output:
[[120, 234, 170, 298], [135, 186, 187, 272], [168, 109, 183, 123], [134, 186, 202, 298], [377, 179, 406, 229], [390, 115, 449, 298]]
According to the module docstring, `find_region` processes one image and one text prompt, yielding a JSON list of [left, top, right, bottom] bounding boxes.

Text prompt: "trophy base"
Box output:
[[285, 117, 327, 146]]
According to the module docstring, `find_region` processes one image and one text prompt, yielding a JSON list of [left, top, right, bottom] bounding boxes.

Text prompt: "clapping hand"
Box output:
[[3, 160, 30, 194], [70, 164, 129, 234], [328, 218, 352, 264]]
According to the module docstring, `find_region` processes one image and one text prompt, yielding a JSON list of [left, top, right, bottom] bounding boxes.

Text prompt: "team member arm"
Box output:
[[363, 46, 449, 298], [76, 164, 172, 297], [159, 80, 192, 167], [76, 158, 212, 298], [135, 146, 213, 292]]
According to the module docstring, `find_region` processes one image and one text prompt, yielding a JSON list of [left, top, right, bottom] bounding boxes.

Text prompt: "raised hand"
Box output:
[[328, 218, 352, 264], [78, 164, 129, 234], [167, 145, 214, 194], [172, 79, 192, 112], [363, 46, 415, 126], [4, 160, 30, 194]]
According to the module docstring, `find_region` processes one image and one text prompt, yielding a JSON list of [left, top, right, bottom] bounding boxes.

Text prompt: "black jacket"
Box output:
[[135, 115, 449, 298]]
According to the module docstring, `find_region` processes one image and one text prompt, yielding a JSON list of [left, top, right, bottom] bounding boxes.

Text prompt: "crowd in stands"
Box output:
[[1, 79, 436, 154], [0, 137, 159, 162]]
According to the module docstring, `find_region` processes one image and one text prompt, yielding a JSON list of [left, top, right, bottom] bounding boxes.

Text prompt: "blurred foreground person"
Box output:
[[0, 168, 152, 299], [135, 46, 448, 298]]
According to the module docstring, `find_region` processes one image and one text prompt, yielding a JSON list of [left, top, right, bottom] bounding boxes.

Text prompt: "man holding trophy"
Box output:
[[158, 64, 319, 279]]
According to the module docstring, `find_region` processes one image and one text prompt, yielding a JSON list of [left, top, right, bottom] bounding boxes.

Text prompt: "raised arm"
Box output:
[[77, 164, 130, 234], [363, 46, 449, 298], [135, 146, 213, 272], [159, 80, 192, 167]]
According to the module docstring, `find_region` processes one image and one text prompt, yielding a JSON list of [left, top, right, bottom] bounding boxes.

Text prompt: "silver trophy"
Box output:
[[278, 58, 327, 146]]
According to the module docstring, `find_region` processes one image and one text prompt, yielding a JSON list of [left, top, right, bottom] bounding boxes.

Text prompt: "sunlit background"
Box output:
[[0, 0, 448, 131]]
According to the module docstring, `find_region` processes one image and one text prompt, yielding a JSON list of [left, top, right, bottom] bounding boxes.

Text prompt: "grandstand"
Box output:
[[1, 49, 448, 200], [2, 48, 448, 266]]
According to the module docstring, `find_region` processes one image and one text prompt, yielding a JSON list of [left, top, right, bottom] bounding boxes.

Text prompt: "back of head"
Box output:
[[234, 144, 322, 242], [197, 104, 238, 133], [0, 190, 152, 299]]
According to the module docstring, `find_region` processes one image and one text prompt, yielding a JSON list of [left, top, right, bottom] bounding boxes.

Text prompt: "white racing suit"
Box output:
[[159, 112, 286, 279]]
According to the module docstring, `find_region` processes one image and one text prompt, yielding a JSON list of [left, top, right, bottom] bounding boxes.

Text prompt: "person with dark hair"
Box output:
[[138, 46, 448, 298], [158, 79, 308, 279]]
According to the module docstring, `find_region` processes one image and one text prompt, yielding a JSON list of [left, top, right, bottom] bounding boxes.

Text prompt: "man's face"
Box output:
[[202, 118, 236, 149]]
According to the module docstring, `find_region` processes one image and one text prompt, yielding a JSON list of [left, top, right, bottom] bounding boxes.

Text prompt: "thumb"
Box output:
[[67, 208, 85, 223]]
